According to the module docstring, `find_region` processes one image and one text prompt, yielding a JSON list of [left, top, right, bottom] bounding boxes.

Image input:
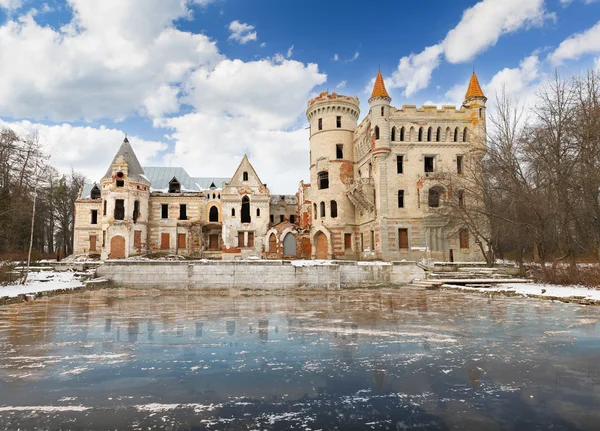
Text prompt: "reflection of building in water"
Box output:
[[195, 322, 203, 338], [105, 318, 111, 333], [128, 321, 139, 342], [148, 319, 155, 341], [258, 319, 269, 342], [226, 320, 236, 336], [177, 324, 184, 337], [374, 369, 385, 390]]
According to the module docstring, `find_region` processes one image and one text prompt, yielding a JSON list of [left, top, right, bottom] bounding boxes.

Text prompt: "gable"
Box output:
[[227, 155, 265, 188]]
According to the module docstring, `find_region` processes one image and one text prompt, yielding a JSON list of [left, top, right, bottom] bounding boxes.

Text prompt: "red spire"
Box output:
[[370, 70, 390, 99], [465, 72, 485, 100]]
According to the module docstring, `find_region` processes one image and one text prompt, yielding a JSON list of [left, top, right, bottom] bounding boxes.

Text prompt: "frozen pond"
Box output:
[[0, 287, 599, 430]]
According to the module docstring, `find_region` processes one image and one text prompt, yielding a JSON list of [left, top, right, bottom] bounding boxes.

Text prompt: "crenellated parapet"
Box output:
[[306, 91, 360, 121]]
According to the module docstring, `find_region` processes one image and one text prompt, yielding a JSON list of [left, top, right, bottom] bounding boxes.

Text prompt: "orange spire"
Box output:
[[370, 70, 390, 99], [465, 72, 485, 100]]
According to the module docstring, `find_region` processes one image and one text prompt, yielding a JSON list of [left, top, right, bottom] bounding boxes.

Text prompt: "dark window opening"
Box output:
[[454, 128, 459, 142], [398, 190, 404, 208], [161, 204, 168, 219], [374, 126, 380, 140], [459, 229, 469, 249], [400, 127, 405, 141], [330, 200, 338, 218], [391, 127, 396, 141], [336, 116, 341, 128], [428, 187, 443, 208], [396, 155, 403, 174], [424, 156, 434, 173], [91, 209, 98, 225], [371, 230, 375, 250], [361, 233, 364, 251], [457, 155, 464, 174], [270, 215, 274, 223], [458, 190, 465, 207], [318, 118, 322, 130], [290, 215, 295, 224], [256, 208, 260, 217], [209, 206, 219, 222], [318, 171, 329, 189], [102, 231, 106, 247], [133, 200, 140, 223], [381, 107, 384, 116], [313, 204, 317, 219], [436, 127, 441, 142], [280, 215, 284, 223], [243, 171, 249, 181], [179, 204, 187, 220], [114, 199, 125, 220], [169, 177, 181, 193], [463, 128, 468, 142], [398, 228, 409, 249], [336, 144, 343, 159], [116, 180, 124, 187], [427, 127, 432, 141], [479, 108, 483, 119], [91, 185, 101, 199], [232, 208, 236, 217], [418, 127, 423, 141], [241, 196, 251, 223], [103, 200, 107, 216], [320, 201, 325, 218]]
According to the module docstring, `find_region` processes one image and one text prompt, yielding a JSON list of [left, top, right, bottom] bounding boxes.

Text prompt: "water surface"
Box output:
[[0, 287, 599, 430]]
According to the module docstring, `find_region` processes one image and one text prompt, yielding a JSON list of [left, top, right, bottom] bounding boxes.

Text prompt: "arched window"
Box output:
[[256, 208, 260, 217], [462, 127, 468, 142], [269, 233, 276, 252], [320, 201, 326, 218], [400, 126, 405, 141], [231, 208, 235, 216], [428, 186, 444, 208], [454, 127, 459, 142], [445, 127, 451, 142], [243, 171, 249, 181], [391, 127, 396, 141], [436, 127, 441, 142], [458, 190, 465, 207], [209, 206, 219, 222], [427, 127, 432, 141], [318, 171, 329, 189], [241, 195, 251, 223], [418, 127, 423, 142], [330, 200, 338, 218], [90, 184, 101, 199], [212, 193, 216, 199], [381, 107, 385, 116], [313, 203, 317, 219], [133, 200, 140, 223], [374, 126, 380, 140], [409, 126, 415, 141], [168, 177, 180, 193]]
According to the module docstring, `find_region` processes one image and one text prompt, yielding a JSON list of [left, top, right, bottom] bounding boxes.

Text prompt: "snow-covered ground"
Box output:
[[445, 282, 600, 301], [0, 271, 85, 298]]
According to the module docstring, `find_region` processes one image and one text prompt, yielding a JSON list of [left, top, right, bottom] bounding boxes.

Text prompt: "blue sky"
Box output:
[[0, 0, 599, 192]]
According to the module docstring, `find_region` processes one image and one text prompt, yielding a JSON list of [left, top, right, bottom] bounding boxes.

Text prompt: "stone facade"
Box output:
[[74, 72, 487, 262]]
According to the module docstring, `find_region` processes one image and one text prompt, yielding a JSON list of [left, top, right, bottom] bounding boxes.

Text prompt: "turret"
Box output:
[[462, 72, 487, 149], [368, 71, 392, 154]]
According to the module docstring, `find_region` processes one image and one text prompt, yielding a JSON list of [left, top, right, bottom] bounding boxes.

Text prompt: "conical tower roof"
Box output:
[[370, 70, 390, 100], [464, 72, 485, 100], [102, 137, 146, 181]]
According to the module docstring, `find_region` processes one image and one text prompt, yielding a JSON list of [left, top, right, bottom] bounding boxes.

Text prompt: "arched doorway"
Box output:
[[314, 231, 328, 260], [283, 233, 296, 256], [109, 235, 126, 259]]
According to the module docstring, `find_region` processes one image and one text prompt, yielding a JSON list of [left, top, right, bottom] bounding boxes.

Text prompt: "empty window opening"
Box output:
[[161, 204, 168, 219], [396, 155, 403, 174], [270, 214, 274, 223], [280, 215, 284, 223], [243, 171, 249, 181], [91, 209, 98, 225], [114, 199, 125, 220], [428, 187, 443, 208], [103, 200, 107, 216], [330, 200, 338, 218], [418, 127, 423, 142], [290, 214, 295, 224], [313, 204, 317, 219], [179, 204, 187, 220], [178, 233, 186, 249], [454, 127, 459, 142], [361, 233, 364, 251], [318, 118, 323, 130], [133, 200, 140, 223], [479, 108, 483, 119], [371, 230, 375, 250], [232, 208, 236, 217], [169, 177, 181, 193], [458, 190, 465, 207], [116, 179, 124, 187], [336, 116, 341, 128], [391, 127, 396, 141], [381, 107, 385, 116], [344, 233, 352, 250], [102, 231, 106, 247], [256, 208, 260, 217], [91, 185, 101, 199], [336, 144, 344, 159], [427, 127, 432, 141], [398, 190, 404, 208], [374, 126, 380, 140], [398, 229, 409, 250], [424, 156, 434, 173], [212, 193, 216, 199], [209, 206, 219, 222], [320, 201, 325, 218], [459, 228, 469, 249], [436, 127, 441, 142], [463, 128, 468, 142], [400, 126, 405, 141], [241, 195, 251, 223], [318, 171, 329, 189], [457, 155, 464, 174]]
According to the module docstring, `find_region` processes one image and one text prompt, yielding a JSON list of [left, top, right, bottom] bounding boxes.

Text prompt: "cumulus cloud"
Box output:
[[228, 20, 257, 44], [550, 20, 600, 64], [0, 0, 22, 10], [387, 44, 443, 97]]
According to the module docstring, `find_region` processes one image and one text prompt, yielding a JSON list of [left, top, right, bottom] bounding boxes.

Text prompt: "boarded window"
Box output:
[[318, 171, 329, 189], [457, 156, 463, 174], [336, 144, 343, 159], [134, 230, 141, 249], [248, 232, 254, 247], [178, 233, 186, 249], [424, 156, 434, 173], [179, 204, 187, 220], [209, 234, 219, 250], [398, 229, 408, 249], [91, 209, 98, 225], [398, 190, 404, 208], [241, 196, 251, 223], [209, 206, 219, 222], [330, 200, 337, 218], [336, 116, 341, 128], [344, 233, 352, 250], [89, 235, 97, 252], [114, 199, 125, 220], [397, 155, 403, 174], [161, 233, 170, 249], [161, 204, 168, 219], [269, 233, 276, 252], [238, 232, 245, 247], [459, 229, 469, 249]]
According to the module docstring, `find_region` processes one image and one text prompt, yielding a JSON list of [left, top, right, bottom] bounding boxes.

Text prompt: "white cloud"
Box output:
[[260, 42, 266, 48], [227, 20, 257, 44], [443, 0, 551, 64], [332, 53, 339, 61], [0, 0, 22, 10], [561, 0, 600, 5], [486, 54, 542, 97], [387, 44, 443, 97], [349, 52, 359, 62], [550, 20, 600, 64], [286, 45, 294, 58], [336, 80, 347, 89]]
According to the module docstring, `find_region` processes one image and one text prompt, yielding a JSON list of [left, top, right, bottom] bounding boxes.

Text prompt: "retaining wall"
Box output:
[[96, 260, 425, 290]]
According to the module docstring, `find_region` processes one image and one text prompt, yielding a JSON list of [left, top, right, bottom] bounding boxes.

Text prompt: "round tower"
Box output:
[[462, 71, 487, 151], [306, 91, 360, 258], [368, 70, 392, 154]]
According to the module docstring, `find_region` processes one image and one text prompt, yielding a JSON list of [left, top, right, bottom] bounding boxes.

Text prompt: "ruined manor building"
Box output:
[[74, 72, 487, 261]]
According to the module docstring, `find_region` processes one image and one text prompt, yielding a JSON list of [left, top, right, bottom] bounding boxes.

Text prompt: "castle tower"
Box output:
[[462, 72, 487, 150], [100, 137, 151, 259], [368, 71, 392, 154], [306, 91, 360, 259]]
